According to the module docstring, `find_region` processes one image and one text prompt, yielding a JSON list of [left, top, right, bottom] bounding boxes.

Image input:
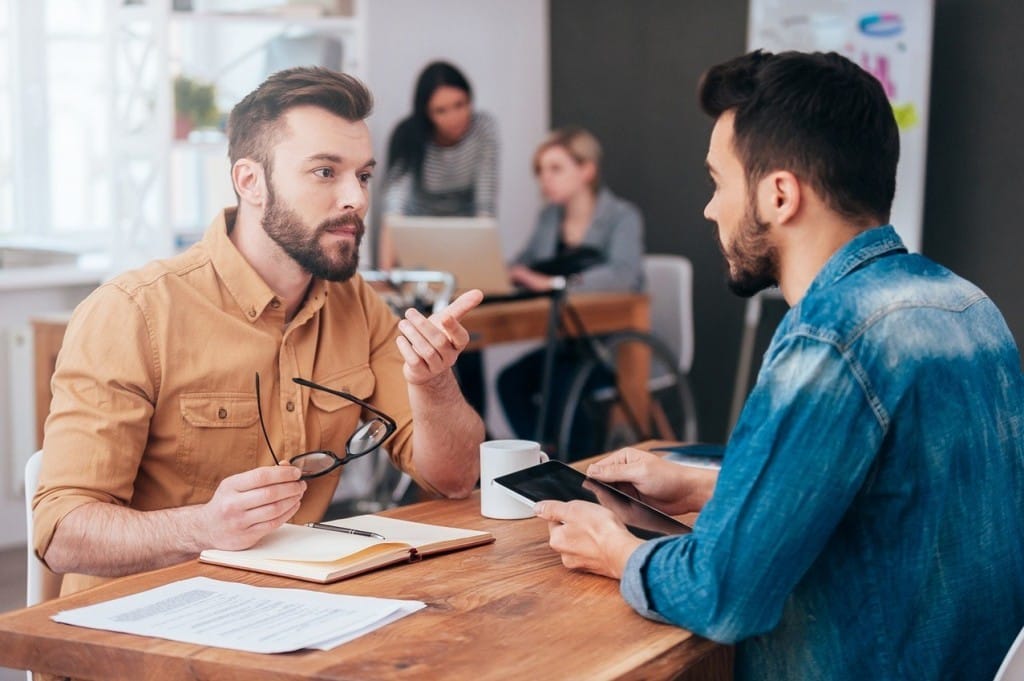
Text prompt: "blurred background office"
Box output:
[[0, 5, 1021, 670]]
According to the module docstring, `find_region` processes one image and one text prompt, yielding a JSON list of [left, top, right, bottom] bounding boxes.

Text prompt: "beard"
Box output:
[[261, 183, 364, 282], [717, 196, 779, 298]]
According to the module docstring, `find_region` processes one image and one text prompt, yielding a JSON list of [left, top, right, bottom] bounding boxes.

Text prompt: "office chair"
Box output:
[[553, 255, 699, 459], [994, 625, 1024, 681], [25, 450, 61, 608], [25, 450, 61, 681], [641, 254, 699, 439]]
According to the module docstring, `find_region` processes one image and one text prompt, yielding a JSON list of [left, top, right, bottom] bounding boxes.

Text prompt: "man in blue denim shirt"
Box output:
[[535, 50, 1024, 679]]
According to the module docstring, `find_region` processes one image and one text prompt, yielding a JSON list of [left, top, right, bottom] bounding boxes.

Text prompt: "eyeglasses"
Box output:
[[255, 373, 397, 480]]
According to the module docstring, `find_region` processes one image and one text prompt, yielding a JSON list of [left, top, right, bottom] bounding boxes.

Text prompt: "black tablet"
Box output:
[[493, 460, 691, 540]]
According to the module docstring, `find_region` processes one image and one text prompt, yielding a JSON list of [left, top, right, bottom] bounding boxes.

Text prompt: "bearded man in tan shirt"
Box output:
[[33, 68, 486, 595]]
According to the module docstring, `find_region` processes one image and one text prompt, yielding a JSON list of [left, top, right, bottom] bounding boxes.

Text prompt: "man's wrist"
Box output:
[[178, 503, 209, 555], [610, 533, 645, 579], [410, 367, 461, 395]]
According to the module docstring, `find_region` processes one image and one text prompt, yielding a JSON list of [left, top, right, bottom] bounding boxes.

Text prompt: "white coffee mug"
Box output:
[[480, 439, 548, 519]]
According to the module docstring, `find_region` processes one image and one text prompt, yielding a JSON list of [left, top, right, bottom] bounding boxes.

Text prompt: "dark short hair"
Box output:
[[227, 67, 373, 171], [699, 50, 899, 223]]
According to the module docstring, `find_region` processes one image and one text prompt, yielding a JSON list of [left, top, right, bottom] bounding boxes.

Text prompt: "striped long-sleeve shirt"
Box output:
[[383, 111, 498, 217]]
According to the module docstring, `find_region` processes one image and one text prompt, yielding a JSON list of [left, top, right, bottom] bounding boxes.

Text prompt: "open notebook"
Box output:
[[200, 515, 494, 584]]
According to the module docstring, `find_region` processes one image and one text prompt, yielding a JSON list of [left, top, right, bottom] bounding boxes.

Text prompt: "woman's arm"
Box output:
[[574, 200, 644, 292]]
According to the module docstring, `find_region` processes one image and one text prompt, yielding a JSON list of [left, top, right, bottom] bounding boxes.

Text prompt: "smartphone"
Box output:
[[493, 460, 691, 540]]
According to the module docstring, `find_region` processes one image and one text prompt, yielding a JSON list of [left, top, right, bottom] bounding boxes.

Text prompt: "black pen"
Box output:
[[305, 522, 386, 540]]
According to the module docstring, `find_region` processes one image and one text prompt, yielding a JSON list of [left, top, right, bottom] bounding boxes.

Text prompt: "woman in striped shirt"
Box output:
[[378, 61, 499, 269], [379, 61, 499, 422]]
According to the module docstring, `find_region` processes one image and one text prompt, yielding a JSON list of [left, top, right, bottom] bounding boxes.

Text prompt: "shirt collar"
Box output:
[[203, 207, 279, 323], [803, 224, 907, 298]]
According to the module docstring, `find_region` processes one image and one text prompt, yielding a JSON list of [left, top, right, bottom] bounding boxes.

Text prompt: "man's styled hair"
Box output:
[[227, 67, 373, 172], [699, 50, 899, 224]]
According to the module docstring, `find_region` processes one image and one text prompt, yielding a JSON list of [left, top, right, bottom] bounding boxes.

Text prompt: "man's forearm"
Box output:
[[408, 370, 484, 498], [43, 501, 205, 577]]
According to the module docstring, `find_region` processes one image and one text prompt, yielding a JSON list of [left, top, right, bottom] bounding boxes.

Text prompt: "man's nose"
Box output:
[[336, 176, 367, 214]]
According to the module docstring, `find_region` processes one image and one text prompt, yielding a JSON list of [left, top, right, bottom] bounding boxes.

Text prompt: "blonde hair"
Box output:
[[533, 126, 602, 193]]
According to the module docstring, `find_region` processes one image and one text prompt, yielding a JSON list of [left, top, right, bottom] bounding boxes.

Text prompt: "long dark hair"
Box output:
[[387, 61, 472, 183]]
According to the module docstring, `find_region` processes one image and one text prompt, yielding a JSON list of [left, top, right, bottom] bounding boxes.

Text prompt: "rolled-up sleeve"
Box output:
[[619, 334, 885, 642], [33, 284, 157, 563]]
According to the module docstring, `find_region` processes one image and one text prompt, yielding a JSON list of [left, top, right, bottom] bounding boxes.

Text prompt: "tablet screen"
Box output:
[[493, 461, 691, 540]]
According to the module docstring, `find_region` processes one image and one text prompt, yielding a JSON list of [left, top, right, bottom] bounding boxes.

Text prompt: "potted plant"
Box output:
[[173, 75, 220, 140]]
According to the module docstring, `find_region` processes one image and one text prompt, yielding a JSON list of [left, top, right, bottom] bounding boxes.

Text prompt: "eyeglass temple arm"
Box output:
[[254, 373, 281, 464], [291, 377, 398, 428]]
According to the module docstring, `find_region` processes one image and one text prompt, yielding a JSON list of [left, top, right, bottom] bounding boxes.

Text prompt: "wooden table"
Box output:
[[0, 458, 730, 680]]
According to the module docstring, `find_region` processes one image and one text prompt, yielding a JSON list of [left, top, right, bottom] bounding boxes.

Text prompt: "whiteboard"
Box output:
[[747, 1, 933, 253]]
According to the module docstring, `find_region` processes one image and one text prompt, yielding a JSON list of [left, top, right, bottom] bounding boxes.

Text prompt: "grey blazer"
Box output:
[[513, 188, 645, 292]]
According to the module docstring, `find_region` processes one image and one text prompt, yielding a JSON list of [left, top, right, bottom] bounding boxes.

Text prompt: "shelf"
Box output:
[[170, 10, 360, 31], [0, 261, 109, 292], [172, 137, 229, 151]]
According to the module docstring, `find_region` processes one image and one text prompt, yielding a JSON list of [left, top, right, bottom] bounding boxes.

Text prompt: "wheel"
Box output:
[[554, 330, 698, 461]]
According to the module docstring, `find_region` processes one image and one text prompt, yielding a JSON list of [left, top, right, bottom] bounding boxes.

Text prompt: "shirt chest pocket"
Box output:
[[307, 365, 377, 454], [177, 394, 260, 491]]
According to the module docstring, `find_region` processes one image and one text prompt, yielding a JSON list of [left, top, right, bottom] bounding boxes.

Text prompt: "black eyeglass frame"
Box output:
[[254, 373, 397, 480]]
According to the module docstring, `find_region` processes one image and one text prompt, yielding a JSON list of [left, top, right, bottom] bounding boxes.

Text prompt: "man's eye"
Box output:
[[359, 172, 373, 185], [313, 168, 334, 179]]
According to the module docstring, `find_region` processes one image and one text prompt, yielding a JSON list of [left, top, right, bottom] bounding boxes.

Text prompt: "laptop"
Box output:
[[389, 216, 524, 298]]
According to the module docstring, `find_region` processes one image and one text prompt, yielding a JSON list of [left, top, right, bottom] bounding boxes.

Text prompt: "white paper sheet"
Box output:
[[52, 576, 425, 654]]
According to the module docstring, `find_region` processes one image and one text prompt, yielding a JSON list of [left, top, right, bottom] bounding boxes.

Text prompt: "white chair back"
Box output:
[[642, 254, 695, 373], [995, 625, 1024, 681], [25, 450, 61, 607]]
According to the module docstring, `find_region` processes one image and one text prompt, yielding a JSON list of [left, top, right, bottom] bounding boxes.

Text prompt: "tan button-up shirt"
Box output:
[[34, 208, 428, 595]]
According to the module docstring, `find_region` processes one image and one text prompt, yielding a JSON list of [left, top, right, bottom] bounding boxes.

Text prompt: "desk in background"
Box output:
[[0, 445, 730, 681], [462, 291, 649, 348]]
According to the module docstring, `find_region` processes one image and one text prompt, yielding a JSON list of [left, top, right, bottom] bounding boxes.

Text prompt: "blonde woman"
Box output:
[[508, 127, 644, 293], [499, 127, 645, 454]]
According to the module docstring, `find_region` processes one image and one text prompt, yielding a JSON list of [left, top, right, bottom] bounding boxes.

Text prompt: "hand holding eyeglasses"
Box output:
[[198, 465, 306, 552], [395, 288, 484, 385]]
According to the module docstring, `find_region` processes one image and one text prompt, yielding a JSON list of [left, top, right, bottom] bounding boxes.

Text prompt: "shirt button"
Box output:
[[248, 306, 257, 318], [286, 401, 295, 412], [217, 408, 228, 419], [270, 298, 281, 309]]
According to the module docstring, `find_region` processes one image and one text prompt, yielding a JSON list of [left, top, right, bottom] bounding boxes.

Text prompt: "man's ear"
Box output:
[[232, 158, 265, 208], [758, 170, 801, 225]]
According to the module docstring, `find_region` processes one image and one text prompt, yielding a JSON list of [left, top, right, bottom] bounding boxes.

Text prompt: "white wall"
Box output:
[[0, 280, 99, 549], [364, 0, 550, 260]]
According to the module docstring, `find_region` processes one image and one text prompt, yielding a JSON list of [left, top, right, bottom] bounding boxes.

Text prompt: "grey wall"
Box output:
[[550, 0, 1024, 442], [921, 1, 1024, 350], [550, 0, 750, 441]]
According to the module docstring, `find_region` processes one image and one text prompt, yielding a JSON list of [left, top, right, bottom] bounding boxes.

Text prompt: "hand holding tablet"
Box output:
[[492, 461, 691, 540]]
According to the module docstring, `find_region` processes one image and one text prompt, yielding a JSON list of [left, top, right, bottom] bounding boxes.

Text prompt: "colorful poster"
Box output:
[[748, 0, 933, 252]]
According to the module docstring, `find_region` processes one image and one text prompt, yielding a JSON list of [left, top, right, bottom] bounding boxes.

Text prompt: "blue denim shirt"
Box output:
[[621, 226, 1024, 680]]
